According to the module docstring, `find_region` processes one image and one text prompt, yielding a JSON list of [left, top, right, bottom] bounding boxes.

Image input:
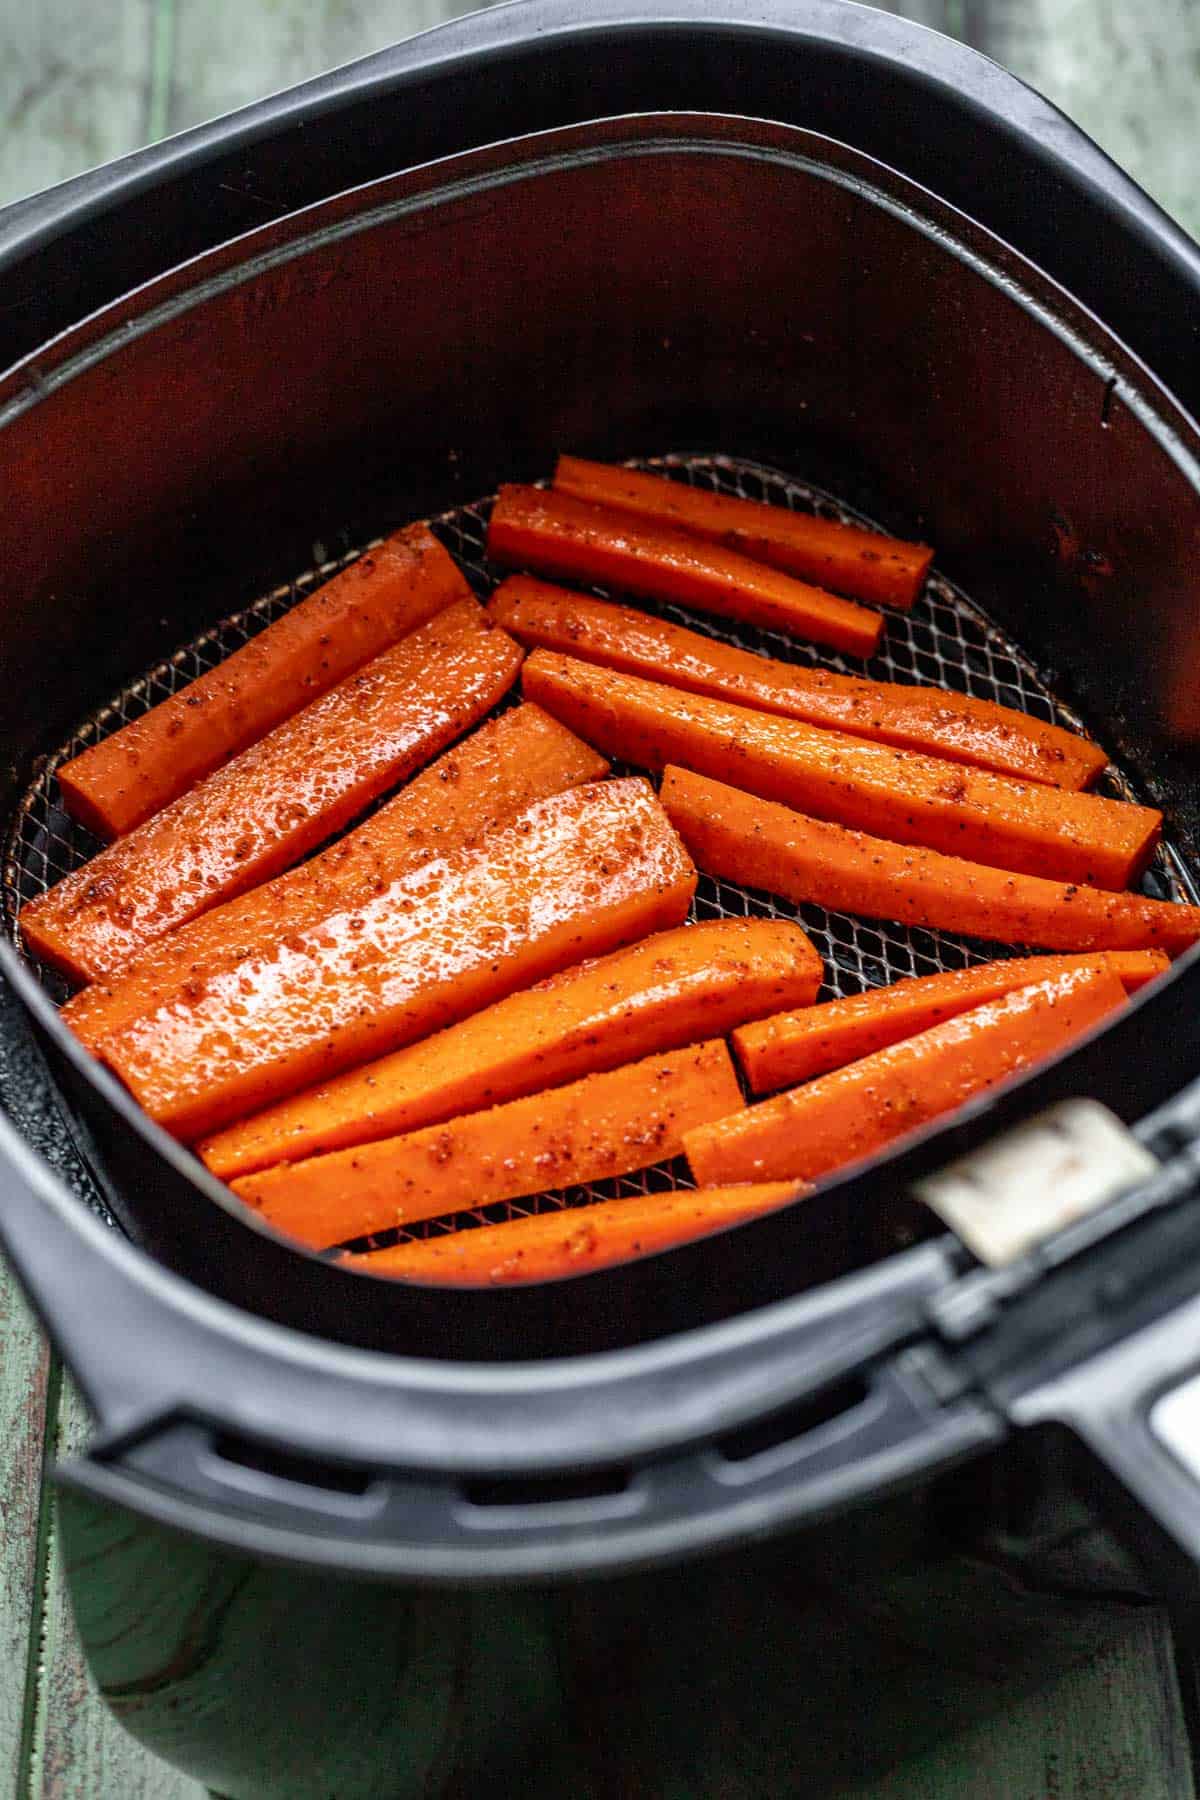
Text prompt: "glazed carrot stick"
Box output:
[[525, 653, 1159, 888], [661, 767, 1200, 956], [490, 578, 1108, 790], [231, 1039, 744, 1250], [685, 966, 1128, 1187], [64, 704, 606, 1052], [734, 950, 1168, 1093], [553, 458, 934, 611], [56, 524, 470, 840], [339, 1183, 810, 1285], [98, 778, 696, 1140], [487, 485, 883, 659], [198, 918, 823, 1180], [21, 601, 522, 985]]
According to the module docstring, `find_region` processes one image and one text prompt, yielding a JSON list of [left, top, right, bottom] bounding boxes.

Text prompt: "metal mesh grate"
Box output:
[[3, 454, 1193, 1252]]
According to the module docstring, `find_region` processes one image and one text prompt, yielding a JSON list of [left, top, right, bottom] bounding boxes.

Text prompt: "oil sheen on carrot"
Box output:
[[21, 600, 521, 983], [523, 652, 1160, 888], [56, 522, 470, 839], [98, 777, 697, 1140]]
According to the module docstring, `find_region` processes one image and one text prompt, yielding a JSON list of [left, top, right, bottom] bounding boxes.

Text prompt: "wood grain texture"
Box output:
[[881, 0, 1200, 236], [25, 1375, 205, 1800], [0, 1268, 52, 1799], [847, 1610, 1195, 1800], [166, 0, 496, 136], [0, 0, 153, 207], [0, 1, 1199, 1795]]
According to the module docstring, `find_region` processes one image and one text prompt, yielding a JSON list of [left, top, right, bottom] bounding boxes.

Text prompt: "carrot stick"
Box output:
[[486, 485, 884, 659], [56, 524, 470, 840], [198, 918, 823, 1180], [232, 1039, 744, 1250], [64, 704, 606, 1052], [734, 950, 1168, 1093], [685, 966, 1128, 1187], [524, 652, 1159, 889], [339, 1182, 810, 1285], [21, 600, 522, 985], [553, 457, 934, 611], [661, 767, 1200, 956], [490, 577, 1107, 790], [98, 778, 696, 1141]]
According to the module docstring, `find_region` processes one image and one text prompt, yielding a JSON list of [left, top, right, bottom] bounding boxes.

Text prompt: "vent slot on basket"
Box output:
[[714, 1376, 870, 1467], [463, 1465, 633, 1511], [211, 1432, 373, 1498], [3, 454, 1194, 1248]]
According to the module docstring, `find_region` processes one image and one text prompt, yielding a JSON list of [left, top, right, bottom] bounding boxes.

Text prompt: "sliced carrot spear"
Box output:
[[686, 966, 1128, 1187], [232, 1039, 744, 1251], [487, 485, 884, 659], [525, 652, 1159, 889], [21, 600, 522, 985], [339, 1183, 810, 1286], [98, 777, 696, 1141], [661, 767, 1200, 957], [198, 918, 823, 1180], [56, 523, 470, 840], [553, 457, 933, 611], [491, 577, 1107, 791], [64, 704, 606, 1053], [734, 950, 1168, 1094]]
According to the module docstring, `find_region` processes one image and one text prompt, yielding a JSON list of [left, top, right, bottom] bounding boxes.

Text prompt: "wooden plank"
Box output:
[[848, 1609, 1195, 1800], [0, 1266, 52, 1799], [25, 1374, 206, 1800], [0, 0, 154, 209], [167, 0, 497, 137]]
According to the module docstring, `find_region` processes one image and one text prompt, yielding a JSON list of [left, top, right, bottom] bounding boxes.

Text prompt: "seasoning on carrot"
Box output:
[[685, 965, 1128, 1187], [524, 652, 1159, 888], [98, 777, 697, 1141], [65, 703, 606, 1052], [734, 950, 1168, 1093], [21, 599, 522, 985], [339, 1182, 810, 1285], [486, 484, 884, 659], [56, 523, 470, 840], [490, 577, 1108, 790], [232, 1039, 744, 1250], [554, 457, 934, 610], [660, 766, 1200, 956], [198, 917, 824, 1180]]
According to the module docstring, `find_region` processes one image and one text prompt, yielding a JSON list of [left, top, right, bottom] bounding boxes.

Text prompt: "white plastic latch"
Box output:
[[913, 1099, 1159, 1267]]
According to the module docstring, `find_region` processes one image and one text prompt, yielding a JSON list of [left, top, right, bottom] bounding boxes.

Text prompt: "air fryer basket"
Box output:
[[5, 5, 1200, 1587]]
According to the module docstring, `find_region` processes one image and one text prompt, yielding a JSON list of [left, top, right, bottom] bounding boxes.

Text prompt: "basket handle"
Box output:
[[1015, 1292, 1200, 1583], [56, 1347, 1001, 1580]]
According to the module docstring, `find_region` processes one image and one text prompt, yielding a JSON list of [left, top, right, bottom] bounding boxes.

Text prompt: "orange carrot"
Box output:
[[661, 768, 1200, 957], [525, 653, 1158, 888], [554, 457, 933, 611], [734, 950, 1168, 1093], [232, 1039, 744, 1250], [490, 577, 1107, 790], [686, 966, 1127, 1186], [339, 1182, 810, 1285], [98, 778, 696, 1141], [486, 485, 883, 659], [21, 601, 521, 985], [56, 523, 469, 839], [198, 918, 823, 1180], [64, 704, 606, 1052]]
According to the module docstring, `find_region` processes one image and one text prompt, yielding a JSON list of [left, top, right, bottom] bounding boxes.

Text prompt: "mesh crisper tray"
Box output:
[[3, 455, 1193, 1252]]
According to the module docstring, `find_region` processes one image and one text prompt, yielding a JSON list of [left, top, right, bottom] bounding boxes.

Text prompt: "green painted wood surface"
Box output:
[[0, 1274, 51, 1797], [2, 0, 1200, 1793], [24, 1375, 208, 1799]]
